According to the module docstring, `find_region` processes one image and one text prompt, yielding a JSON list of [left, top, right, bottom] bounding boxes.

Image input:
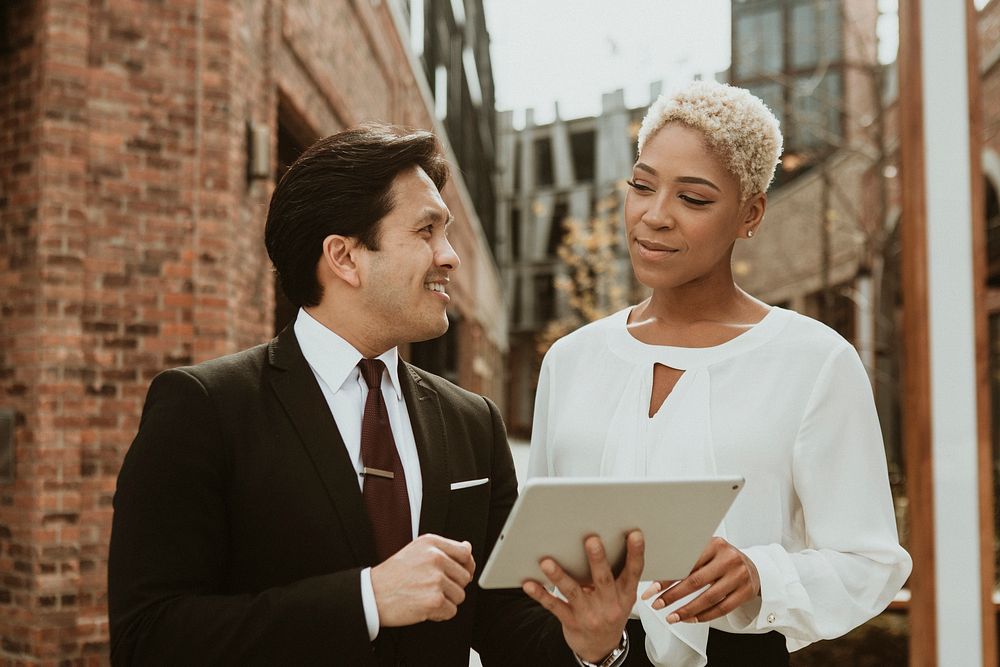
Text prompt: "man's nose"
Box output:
[[435, 236, 461, 271]]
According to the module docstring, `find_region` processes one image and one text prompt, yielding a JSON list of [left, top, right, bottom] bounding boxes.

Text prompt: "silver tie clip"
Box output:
[[360, 467, 394, 480]]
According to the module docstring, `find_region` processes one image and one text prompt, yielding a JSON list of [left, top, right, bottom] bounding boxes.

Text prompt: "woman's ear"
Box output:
[[319, 234, 362, 288], [742, 193, 767, 239]]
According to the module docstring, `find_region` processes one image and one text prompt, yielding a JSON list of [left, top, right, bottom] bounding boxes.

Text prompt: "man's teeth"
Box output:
[[425, 283, 445, 293]]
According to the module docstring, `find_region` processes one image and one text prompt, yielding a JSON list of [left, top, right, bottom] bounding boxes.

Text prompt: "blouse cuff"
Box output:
[[730, 543, 796, 631]]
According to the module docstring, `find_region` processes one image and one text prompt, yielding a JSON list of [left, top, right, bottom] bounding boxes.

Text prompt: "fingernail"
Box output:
[[652, 600, 664, 610], [667, 613, 680, 623], [541, 560, 555, 574]]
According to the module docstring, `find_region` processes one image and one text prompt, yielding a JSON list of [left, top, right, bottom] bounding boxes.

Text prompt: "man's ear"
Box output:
[[319, 234, 362, 288], [742, 193, 767, 238]]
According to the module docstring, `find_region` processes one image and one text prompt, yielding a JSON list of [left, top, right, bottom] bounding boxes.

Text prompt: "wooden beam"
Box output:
[[967, 1, 998, 664], [897, 0, 937, 664]]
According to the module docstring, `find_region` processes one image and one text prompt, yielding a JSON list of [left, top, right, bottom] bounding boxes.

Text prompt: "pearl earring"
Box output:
[[747, 230, 754, 238]]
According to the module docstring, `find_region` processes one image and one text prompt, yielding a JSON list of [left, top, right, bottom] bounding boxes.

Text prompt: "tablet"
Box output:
[[478, 476, 744, 589]]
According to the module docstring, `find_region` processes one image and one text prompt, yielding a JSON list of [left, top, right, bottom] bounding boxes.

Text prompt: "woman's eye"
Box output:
[[626, 179, 653, 193], [680, 194, 711, 206]]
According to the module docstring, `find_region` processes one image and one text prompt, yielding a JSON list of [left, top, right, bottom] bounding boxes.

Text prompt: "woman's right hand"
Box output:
[[641, 536, 760, 624]]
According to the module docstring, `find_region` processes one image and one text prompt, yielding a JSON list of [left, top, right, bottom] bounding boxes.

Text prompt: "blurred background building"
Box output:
[[0, 0, 503, 661], [494, 91, 648, 435]]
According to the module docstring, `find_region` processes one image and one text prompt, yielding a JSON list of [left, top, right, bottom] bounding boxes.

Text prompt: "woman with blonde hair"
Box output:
[[523, 80, 911, 666]]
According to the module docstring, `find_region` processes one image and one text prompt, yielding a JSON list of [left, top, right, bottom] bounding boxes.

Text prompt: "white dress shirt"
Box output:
[[294, 308, 423, 641], [529, 306, 911, 666]]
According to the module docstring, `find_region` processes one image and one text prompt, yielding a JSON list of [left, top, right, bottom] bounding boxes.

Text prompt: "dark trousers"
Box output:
[[623, 619, 790, 666]]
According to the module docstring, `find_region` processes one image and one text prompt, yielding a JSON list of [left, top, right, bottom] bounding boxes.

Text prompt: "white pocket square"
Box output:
[[449, 477, 489, 490]]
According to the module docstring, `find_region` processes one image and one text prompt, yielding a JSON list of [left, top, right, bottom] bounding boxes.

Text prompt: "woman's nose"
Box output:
[[641, 198, 674, 229]]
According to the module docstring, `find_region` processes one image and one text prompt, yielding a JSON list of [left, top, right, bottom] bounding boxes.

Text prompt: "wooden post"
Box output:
[[899, 1, 995, 664], [897, 1, 935, 662]]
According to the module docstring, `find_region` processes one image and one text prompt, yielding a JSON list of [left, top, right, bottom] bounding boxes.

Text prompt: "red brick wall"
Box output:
[[0, 0, 505, 662], [0, 0, 46, 661]]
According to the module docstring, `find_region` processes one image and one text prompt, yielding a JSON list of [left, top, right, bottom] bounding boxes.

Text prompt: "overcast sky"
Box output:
[[483, 0, 917, 127], [483, 0, 732, 125]]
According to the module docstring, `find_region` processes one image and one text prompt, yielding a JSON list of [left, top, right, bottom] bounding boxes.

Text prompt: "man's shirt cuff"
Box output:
[[361, 567, 379, 641]]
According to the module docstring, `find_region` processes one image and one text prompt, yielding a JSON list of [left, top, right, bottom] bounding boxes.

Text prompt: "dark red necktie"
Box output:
[[358, 358, 412, 563]]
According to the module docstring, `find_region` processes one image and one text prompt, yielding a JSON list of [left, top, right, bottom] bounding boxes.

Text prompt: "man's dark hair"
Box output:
[[264, 123, 449, 307]]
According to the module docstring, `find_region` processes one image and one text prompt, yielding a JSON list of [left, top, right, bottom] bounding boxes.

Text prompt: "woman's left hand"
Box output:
[[640, 537, 760, 623]]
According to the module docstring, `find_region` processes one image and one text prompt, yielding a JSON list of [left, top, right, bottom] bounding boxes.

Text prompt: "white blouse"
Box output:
[[528, 306, 911, 666]]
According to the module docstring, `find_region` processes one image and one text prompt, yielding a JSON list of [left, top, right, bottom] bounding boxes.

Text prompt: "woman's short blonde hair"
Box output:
[[637, 80, 783, 199]]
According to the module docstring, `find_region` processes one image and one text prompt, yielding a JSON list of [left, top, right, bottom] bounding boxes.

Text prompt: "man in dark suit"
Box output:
[[108, 124, 642, 666]]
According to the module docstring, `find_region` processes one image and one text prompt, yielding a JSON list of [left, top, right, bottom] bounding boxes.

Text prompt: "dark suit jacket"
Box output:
[[108, 327, 574, 666]]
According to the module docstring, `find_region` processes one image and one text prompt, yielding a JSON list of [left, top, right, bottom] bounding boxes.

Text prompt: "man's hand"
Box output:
[[370, 534, 476, 627], [640, 536, 759, 624], [522, 531, 644, 663]]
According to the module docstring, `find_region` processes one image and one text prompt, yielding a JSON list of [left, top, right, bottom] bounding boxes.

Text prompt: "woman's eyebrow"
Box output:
[[675, 176, 721, 193], [633, 163, 722, 193]]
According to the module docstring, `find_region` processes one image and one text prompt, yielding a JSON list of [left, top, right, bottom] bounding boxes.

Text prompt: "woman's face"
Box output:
[[624, 123, 763, 292]]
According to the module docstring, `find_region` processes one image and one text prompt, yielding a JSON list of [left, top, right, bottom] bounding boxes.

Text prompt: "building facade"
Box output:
[[494, 91, 654, 436], [0, 0, 504, 662], [392, 0, 502, 385], [398, 0, 498, 247]]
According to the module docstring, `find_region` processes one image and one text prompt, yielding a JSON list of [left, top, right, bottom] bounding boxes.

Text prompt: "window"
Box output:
[[408, 0, 424, 57], [547, 199, 569, 257], [434, 65, 448, 121], [748, 82, 785, 131], [570, 130, 596, 182], [733, 7, 783, 80], [732, 0, 847, 163], [534, 136, 554, 188], [791, 0, 841, 70], [463, 47, 482, 107], [534, 273, 556, 322], [790, 71, 842, 150]]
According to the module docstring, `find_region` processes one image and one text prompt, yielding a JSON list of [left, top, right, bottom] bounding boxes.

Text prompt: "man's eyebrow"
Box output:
[[417, 208, 452, 224]]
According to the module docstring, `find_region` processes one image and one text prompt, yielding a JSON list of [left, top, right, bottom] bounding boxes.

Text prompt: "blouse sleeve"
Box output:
[[526, 350, 555, 479], [722, 343, 911, 644]]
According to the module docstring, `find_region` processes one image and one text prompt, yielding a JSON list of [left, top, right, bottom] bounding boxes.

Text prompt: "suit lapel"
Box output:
[[398, 361, 449, 537], [267, 326, 375, 565]]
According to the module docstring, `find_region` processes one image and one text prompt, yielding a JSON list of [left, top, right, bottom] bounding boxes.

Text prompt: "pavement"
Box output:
[[509, 438, 530, 485]]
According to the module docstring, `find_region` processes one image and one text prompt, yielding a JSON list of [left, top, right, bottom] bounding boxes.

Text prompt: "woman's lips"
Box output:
[[635, 239, 679, 259]]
